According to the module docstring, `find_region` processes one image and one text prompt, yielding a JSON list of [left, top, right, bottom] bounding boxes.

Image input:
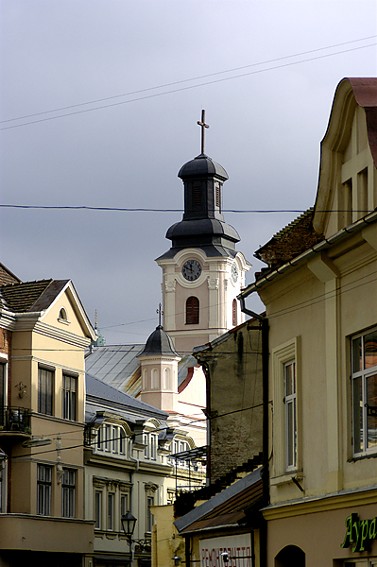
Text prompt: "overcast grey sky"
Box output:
[[1, 0, 376, 344]]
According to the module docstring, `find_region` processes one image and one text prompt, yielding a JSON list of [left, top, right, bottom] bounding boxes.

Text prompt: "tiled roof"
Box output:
[[254, 208, 323, 272], [0, 263, 20, 286], [0, 279, 69, 313], [348, 78, 377, 167]]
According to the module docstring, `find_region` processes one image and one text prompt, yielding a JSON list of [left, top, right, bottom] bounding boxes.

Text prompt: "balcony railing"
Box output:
[[0, 407, 31, 434]]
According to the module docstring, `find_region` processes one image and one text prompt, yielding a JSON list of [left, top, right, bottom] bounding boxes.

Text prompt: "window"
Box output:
[[186, 296, 199, 325], [38, 367, 53, 415], [62, 468, 76, 517], [62, 374, 77, 421], [119, 493, 128, 530], [151, 368, 159, 389], [146, 496, 154, 533], [0, 460, 7, 513], [284, 361, 297, 470], [94, 490, 102, 529], [150, 434, 157, 460], [215, 182, 221, 210], [96, 423, 127, 457], [271, 338, 299, 478], [232, 299, 238, 327], [107, 492, 115, 530], [351, 328, 377, 455], [37, 464, 52, 515], [58, 308, 68, 322], [192, 182, 202, 208]]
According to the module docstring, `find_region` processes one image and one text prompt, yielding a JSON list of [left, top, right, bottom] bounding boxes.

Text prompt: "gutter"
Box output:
[[238, 300, 269, 567]]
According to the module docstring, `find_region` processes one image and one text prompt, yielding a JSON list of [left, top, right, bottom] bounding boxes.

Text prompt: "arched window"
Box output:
[[163, 368, 171, 389], [275, 545, 305, 567], [58, 308, 68, 322], [151, 368, 159, 389], [186, 297, 199, 325], [232, 299, 238, 327]]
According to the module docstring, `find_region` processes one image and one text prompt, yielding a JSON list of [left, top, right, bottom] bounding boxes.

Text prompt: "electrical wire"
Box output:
[[1, 35, 375, 126], [1, 42, 376, 131]]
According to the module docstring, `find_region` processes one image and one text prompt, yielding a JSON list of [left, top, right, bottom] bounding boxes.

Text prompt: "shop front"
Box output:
[[264, 491, 377, 566]]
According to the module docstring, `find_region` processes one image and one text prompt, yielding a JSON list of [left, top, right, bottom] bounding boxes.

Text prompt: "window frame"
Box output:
[[38, 366, 54, 416], [350, 327, 377, 457], [62, 373, 77, 421], [284, 360, 297, 471], [186, 296, 199, 325], [94, 489, 103, 529], [271, 338, 300, 479], [61, 467, 76, 518], [37, 464, 53, 516]]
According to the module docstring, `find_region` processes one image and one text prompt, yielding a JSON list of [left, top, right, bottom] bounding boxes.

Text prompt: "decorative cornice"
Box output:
[[263, 487, 377, 520]]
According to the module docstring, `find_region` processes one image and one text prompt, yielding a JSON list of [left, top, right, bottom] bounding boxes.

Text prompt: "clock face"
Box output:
[[182, 259, 202, 282], [231, 262, 239, 282]]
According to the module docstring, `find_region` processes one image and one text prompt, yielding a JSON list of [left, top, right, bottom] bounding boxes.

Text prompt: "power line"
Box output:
[[1, 35, 375, 126], [1, 204, 376, 214], [1, 42, 375, 131]]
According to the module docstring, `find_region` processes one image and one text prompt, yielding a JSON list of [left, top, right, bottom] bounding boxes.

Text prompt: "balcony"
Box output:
[[0, 407, 31, 437]]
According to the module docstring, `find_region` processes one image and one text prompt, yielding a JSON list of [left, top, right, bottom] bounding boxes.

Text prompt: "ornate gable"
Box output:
[[313, 77, 377, 238]]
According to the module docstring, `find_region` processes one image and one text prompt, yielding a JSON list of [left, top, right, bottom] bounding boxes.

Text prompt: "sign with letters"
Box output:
[[200, 534, 252, 567], [341, 513, 377, 552]]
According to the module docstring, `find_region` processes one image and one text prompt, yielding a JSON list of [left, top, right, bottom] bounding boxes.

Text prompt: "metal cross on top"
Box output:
[[156, 303, 163, 327], [197, 109, 209, 155]]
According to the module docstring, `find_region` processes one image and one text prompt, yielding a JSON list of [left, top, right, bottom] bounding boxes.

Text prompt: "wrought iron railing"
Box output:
[[0, 407, 31, 434]]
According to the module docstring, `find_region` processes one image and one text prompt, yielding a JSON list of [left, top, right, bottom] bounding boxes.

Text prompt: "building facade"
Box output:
[[241, 78, 377, 566], [0, 269, 96, 566]]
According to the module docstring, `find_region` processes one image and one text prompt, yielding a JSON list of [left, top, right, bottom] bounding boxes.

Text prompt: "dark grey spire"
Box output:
[[138, 325, 178, 357]]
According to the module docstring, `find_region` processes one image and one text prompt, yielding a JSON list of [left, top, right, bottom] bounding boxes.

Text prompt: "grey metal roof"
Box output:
[[86, 373, 168, 421], [86, 344, 194, 393], [85, 344, 143, 391], [178, 154, 228, 181]]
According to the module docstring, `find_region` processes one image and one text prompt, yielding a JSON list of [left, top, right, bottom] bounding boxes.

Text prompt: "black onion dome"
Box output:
[[139, 325, 179, 357], [178, 154, 228, 181]]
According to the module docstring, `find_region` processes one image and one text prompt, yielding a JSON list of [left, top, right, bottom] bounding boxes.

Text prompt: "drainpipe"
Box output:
[[239, 296, 269, 567]]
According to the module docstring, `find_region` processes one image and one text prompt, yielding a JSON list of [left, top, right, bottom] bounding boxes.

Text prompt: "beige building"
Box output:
[[241, 78, 377, 566], [0, 267, 96, 566]]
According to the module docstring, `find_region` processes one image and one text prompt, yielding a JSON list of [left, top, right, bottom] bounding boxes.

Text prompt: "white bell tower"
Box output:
[[156, 111, 250, 353]]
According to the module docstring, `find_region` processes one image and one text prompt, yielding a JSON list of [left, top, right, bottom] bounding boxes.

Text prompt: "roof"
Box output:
[[138, 325, 179, 357], [346, 78, 377, 167], [86, 345, 195, 394], [175, 467, 263, 534], [85, 344, 144, 392], [0, 279, 69, 313], [86, 373, 168, 421], [254, 208, 323, 272], [0, 263, 20, 286], [178, 153, 229, 181]]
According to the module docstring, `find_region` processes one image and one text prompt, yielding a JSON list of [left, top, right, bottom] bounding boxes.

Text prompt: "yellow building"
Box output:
[[241, 78, 377, 566], [0, 268, 96, 567]]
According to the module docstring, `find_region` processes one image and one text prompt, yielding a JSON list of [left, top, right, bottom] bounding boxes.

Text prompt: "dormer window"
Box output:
[[58, 308, 69, 324]]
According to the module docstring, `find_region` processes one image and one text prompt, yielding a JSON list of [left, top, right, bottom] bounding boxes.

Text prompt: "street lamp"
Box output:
[[121, 512, 151, 555], [121, 512, 137, 545]]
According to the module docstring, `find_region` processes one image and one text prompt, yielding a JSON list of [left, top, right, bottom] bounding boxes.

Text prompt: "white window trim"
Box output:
[[271, 337, 301, 480]]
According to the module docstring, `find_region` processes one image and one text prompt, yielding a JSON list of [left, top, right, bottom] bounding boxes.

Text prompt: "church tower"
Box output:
[[156, 111, 250, 353]]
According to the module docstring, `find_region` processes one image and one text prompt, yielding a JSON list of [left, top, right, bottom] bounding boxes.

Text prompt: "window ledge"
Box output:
[[271, 471, 303, 487]]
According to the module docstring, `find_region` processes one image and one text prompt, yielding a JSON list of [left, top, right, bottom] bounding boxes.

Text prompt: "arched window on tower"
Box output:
[[232, 299, 238, 327], [186, 297, 199, 325]]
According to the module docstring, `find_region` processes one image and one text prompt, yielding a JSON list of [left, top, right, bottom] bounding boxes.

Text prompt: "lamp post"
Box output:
[[121, 512, 152, 565], [121, 512, 137, 566]]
